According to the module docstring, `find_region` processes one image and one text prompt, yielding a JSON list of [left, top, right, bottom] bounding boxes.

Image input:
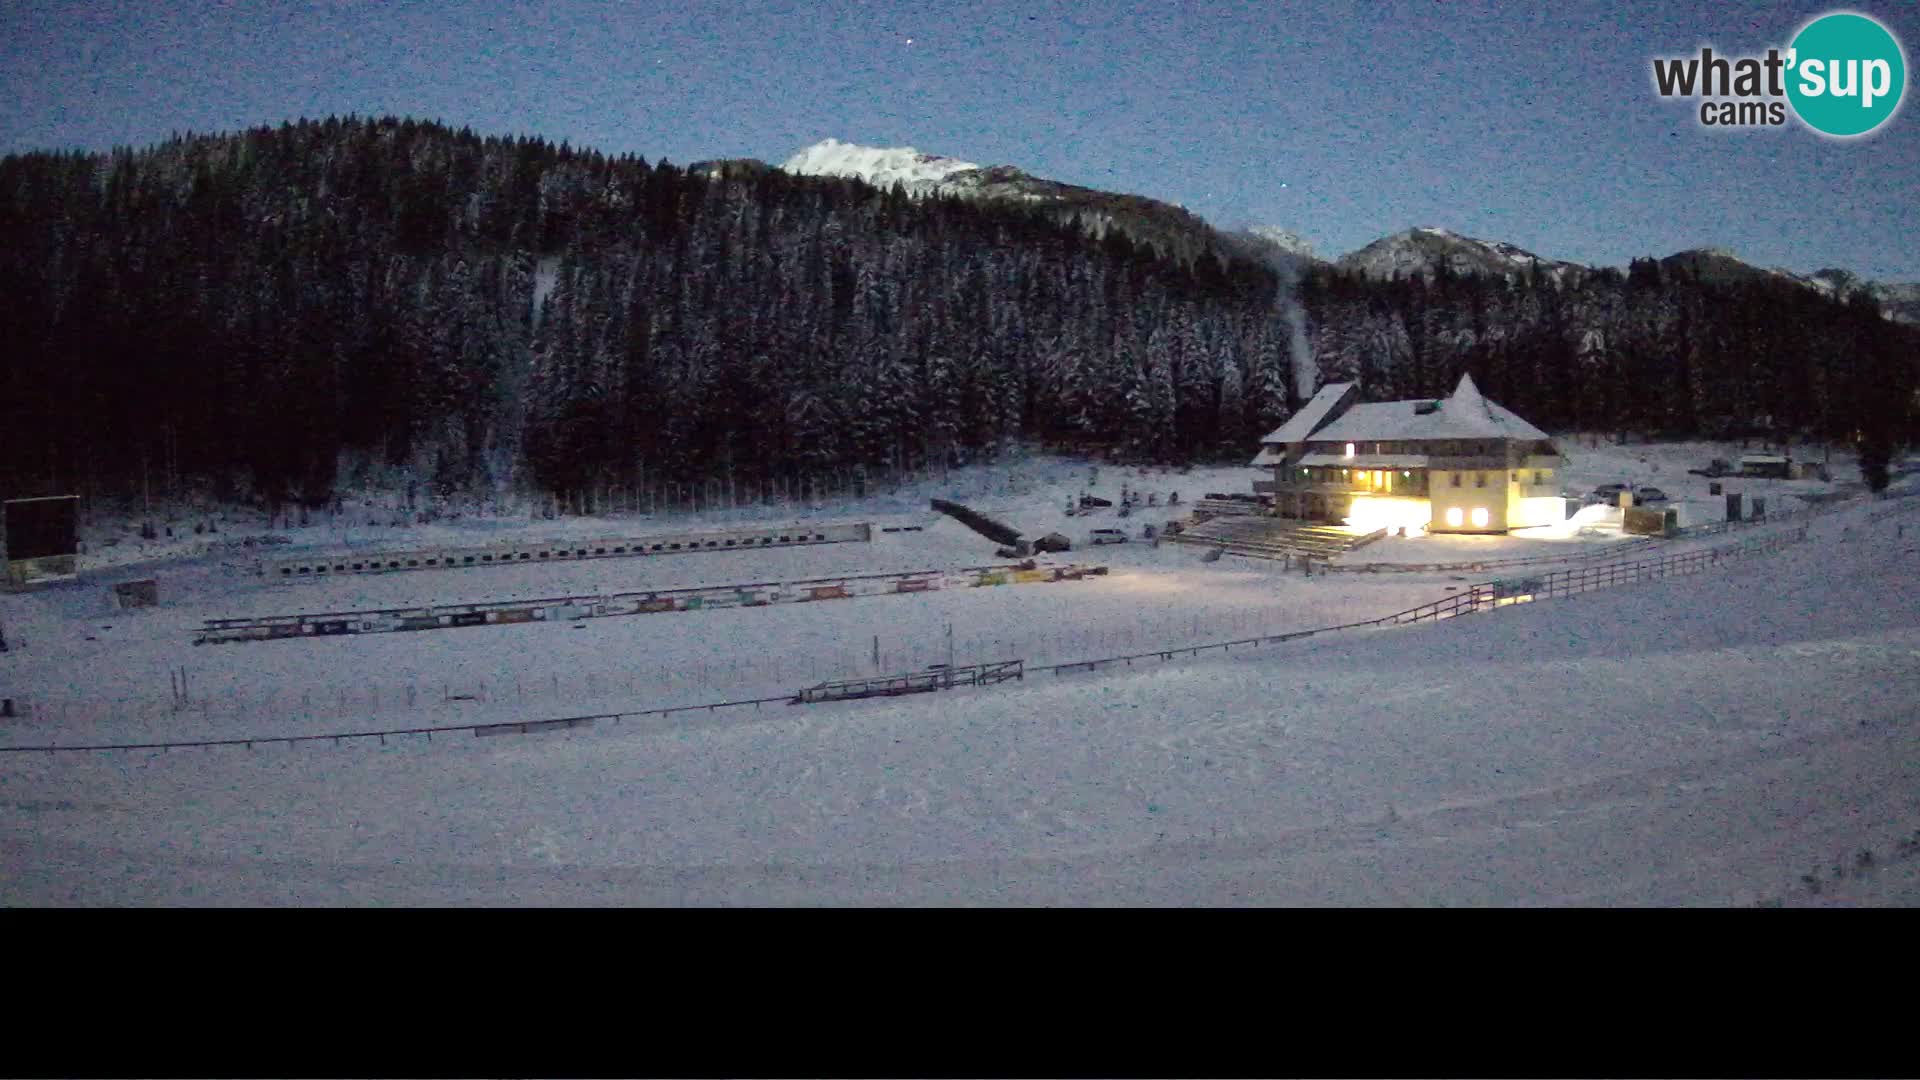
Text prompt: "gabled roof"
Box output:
[[1260, 382, 1356, 445], [1293, 373, 1550, 444]]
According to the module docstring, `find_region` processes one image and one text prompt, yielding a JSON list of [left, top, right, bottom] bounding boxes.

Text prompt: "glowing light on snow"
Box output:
[[1512, 496, 1568, 529], [1344, 496, 1431, 534]]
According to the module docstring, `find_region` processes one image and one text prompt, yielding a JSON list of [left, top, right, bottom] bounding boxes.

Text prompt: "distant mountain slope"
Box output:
[[1220, 225, 1325, 277], [779, 138, 1252, 265], [1244, 225, 1319, 260], [1664, 250, 1920, 323], [1336, 227, 1587, 284]]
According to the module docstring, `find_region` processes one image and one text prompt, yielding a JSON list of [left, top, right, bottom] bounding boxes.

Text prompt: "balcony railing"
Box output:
[[1426, 454, 1513, 469]]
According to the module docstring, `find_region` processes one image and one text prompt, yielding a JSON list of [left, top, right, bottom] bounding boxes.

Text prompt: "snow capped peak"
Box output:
[[780, 138, 981, 192], [1338, 227, 1586, 284], [1247, 225, 1319, 259]]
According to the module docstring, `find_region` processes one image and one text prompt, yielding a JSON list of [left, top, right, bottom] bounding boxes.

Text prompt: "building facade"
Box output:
[[1251, 375, 1563, 534]]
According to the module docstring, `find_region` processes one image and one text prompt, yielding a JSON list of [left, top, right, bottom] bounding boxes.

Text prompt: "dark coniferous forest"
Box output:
[[0, 116, 1913, 511]]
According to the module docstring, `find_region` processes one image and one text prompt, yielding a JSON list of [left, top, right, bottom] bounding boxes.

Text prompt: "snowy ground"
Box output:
[[2, 457, 1455, 740], [3, 446, 1917, 904]]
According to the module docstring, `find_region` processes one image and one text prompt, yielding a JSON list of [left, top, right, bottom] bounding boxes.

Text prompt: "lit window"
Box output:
[[1445, 507, 1464, 527], [1345, 443, 1355, 458], [1471, 507, 1489, 528]]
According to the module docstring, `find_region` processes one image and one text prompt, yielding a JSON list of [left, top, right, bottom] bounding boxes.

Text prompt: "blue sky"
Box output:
[[4, 0, 1917, 277]]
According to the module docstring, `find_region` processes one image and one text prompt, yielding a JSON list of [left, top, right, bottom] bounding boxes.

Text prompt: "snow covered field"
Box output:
[[2, 457, 1460, 740], [3, 447, 1916, 905]]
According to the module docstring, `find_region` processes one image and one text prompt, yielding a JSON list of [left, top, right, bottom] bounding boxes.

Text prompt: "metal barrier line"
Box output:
[[218, 561, 1035, 626], [0, 695, 797, 755], [261, 522, 876, 579]]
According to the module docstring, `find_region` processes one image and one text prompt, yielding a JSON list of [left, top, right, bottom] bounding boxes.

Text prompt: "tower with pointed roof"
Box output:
[[1251, 374, 1563, 533]]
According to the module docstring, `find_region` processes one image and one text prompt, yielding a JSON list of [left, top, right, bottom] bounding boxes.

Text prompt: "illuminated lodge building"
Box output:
[[1252, 374, 1563, 534]]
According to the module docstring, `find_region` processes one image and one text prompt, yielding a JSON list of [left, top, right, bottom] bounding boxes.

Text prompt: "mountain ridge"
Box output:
[[774, 139, 1915, 314]]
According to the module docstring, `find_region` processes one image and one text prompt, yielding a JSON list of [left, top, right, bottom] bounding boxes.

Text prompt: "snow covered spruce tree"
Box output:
[[1, 116, 1914, 511]]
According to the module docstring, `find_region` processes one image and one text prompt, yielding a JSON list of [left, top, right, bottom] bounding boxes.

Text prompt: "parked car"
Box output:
[[1031, 532, 1072, 553], [1687, 458, 1734, 478], [1590, 483, 1631, 504], [1634, 487, 1670, 503], [1089, 528, 1129, 545]]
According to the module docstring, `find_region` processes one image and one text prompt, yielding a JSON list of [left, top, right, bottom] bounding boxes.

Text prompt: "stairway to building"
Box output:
[[1165, 515, 1386, 562]]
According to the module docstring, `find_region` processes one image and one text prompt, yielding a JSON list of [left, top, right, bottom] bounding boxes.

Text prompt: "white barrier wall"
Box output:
[[264, 521, 873, 580], [196, 562, 1109, 644]]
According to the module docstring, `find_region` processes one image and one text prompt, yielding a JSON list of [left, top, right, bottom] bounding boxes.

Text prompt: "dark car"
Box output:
[[1590, 483, 1631, 504], [1634, 487, 1670, 503]]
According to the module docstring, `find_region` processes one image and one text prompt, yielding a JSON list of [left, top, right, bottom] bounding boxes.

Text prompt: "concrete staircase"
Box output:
[[1189, 497, 1267, 517], [1166, 515, 1386, 562]]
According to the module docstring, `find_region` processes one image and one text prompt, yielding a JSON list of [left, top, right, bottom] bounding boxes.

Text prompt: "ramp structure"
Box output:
[[930, 499, 1024, 550]]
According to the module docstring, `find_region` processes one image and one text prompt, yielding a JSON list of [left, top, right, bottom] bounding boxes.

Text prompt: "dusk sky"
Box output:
[[4, 0, 1917, 277]]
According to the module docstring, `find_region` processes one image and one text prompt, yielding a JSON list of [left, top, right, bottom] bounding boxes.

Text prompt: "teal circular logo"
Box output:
[[1786, 12, 1907, 137]]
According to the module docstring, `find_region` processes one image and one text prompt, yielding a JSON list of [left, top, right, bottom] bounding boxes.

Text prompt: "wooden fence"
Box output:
[[1036, 526, 1809, 676], [793, 660, 1025, 703]]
